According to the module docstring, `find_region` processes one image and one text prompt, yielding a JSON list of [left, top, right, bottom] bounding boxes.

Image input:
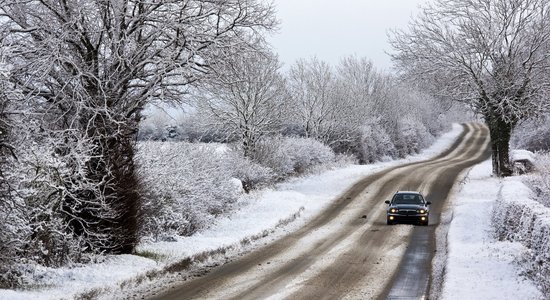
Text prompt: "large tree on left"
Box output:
[[0, 0, 276, 254]]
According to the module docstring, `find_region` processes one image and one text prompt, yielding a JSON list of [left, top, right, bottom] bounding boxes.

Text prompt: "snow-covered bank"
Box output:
[[0, 124, 464, 300], [493, 179, 550, 297], [441, 160, 543, 300]]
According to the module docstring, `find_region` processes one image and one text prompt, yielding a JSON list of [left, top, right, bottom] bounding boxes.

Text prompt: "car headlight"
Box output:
[[390, 208, 398, 213], [418, 209, 426, 214]]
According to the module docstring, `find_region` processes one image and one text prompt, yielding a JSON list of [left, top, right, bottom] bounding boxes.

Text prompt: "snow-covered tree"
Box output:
[[195, 49, 286, 157], [0, 0, 277, 254], [284, 55, 449, 162], [330, 56, 388, 155], [287, 57, 338, 142], [390, 0, 550, 176], [358, 118, 396, 163]]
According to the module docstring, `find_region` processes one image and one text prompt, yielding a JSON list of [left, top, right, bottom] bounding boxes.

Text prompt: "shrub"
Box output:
[[358, 121, 396, 163], [524, 152, 550, 207], [137, 142, 239, 238], [392, 118, 435, 158], [492, 180, 550, 297], [512, 115, 550, 152], [253, 136, 336, 177], [223, 151, 275, 192]]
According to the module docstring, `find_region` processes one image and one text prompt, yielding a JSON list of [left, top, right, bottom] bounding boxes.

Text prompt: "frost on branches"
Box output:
[[252, 136, 336, 178], [0, 0, 277, 287], [391, 0, 550, 176], [137, 142, 240, 238], [136, 138, 338, 239], [194, 50, 287, 158], [512, 114, 550, 152]]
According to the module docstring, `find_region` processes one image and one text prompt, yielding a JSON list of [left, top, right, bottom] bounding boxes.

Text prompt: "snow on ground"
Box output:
[[0, 124, 463, 300], [441, 160, 543, 300]]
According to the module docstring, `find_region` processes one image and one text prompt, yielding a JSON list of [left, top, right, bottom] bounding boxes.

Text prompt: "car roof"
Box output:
[[395, 191, 422, 195]]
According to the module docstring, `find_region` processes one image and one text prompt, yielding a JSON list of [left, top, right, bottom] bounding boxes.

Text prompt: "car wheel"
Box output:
[[386, 219, 394, 225]]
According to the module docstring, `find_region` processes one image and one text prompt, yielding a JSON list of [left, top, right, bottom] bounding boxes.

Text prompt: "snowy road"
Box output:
[[151, 123, 490, 300]]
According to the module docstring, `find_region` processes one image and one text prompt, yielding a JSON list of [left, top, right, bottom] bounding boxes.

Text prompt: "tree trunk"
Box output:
[[486, 114, 513, 177], [241, 123, 256, 158], [65, 113, 141, 254], [103, 126, 141, 254]]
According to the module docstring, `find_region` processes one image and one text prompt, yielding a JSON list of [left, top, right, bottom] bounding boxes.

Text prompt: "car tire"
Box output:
[[386, 219, 394, 225]]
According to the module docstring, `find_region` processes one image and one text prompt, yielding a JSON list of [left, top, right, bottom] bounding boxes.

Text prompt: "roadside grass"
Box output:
[[134, 250, 166, 262]]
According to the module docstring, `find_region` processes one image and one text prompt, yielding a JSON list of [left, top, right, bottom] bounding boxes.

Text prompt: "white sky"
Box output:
[[269, 0, 426, 72]]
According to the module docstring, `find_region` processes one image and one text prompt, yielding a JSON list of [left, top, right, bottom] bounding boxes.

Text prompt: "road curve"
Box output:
[[151, 123, 491, 300]]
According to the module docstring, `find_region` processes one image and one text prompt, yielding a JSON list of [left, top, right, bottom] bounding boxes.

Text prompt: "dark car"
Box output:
[[385, 191, 431, 226]]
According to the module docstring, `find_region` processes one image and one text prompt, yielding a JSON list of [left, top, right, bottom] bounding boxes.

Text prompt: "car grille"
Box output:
[[400, 209, 417, 215]]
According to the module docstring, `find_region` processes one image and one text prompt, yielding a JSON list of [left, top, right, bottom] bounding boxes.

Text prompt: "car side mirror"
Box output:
[[385, 200, 390, 204], [426, 201, 432, 205]]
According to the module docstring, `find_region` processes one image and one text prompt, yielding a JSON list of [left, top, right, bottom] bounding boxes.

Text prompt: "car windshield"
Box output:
[[392, 193, 424, 205]]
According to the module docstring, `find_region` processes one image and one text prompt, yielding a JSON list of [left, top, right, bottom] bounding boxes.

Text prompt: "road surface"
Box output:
[[151, 123, 491, 300]]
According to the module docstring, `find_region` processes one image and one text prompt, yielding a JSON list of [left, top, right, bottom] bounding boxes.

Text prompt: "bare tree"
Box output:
[[196, 49, 286, 158], [287, 57, 337, 142], [390, 0, 550, 176], [0, 0, 277, 253], [332, 56, 385, 151]]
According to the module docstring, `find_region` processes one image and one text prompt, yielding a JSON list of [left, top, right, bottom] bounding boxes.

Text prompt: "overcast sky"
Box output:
[[269, 0, 426, 71]]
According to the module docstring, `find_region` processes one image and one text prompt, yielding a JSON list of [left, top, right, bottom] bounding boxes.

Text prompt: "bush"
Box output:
[[392, 118, 435, 158], [358, 121, 396, 163], [492, 180, 550, 297], [524, 152, 550, 207], [512, 115, 550, 152], [136, 137, 339, 240], [223, 151, 275, 192], [137, 142, 239, 238], [252, 136, 336, 177], [0, 200, 28, 288]]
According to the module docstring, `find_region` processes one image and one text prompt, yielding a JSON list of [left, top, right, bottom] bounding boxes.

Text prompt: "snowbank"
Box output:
[[441, 160, 543, 300]]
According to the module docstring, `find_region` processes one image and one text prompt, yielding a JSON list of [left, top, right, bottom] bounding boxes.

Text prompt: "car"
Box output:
[[385, 191, 431, 226]]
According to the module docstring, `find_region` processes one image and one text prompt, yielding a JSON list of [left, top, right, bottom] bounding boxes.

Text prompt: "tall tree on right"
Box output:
[[390, 0, 550, 176]]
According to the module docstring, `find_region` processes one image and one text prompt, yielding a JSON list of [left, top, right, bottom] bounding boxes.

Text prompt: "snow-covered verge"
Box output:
[[493, 161, 550, 297], [440, 160, 543, 300], [0, 124, 464, 300]]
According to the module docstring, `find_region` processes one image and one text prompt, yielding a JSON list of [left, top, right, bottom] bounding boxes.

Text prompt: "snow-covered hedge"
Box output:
[[137, 142, 241, 238], [392, 118, 435, 158], [252, 136, 336, 177], [358, 121, 396, 163], [492, 180, 550, 297], [524, 152, 550, 207], [0, 134, 102, 288], [137, 138, 339, 239], [223, 151, 275, 192], [512, 115, 550, 152]]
